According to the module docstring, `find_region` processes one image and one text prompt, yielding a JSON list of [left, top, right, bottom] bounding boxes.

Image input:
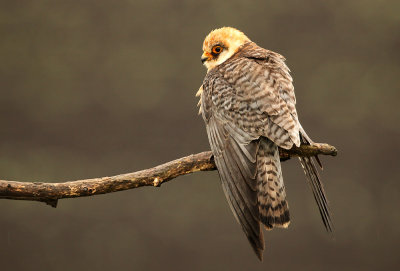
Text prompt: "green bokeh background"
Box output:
[[0, 1, 399, 270]]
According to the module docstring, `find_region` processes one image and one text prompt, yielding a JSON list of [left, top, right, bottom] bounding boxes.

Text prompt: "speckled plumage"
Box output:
[[198, 27, 332, 260]]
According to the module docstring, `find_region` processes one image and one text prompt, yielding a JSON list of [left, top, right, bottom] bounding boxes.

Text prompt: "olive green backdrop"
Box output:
[[0, 1, 399, 270]]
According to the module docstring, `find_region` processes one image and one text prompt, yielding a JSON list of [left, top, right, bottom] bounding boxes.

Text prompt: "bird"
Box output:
[[196, 27, 332, 261]]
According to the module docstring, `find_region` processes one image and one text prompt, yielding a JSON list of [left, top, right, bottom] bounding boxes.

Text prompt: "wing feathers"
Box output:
[[206, 117, 264, 259], [299, 130, 333, 231], [299, 156, 333, 232]]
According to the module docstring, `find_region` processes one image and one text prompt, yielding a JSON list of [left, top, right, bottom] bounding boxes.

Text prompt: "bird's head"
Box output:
[[201, 27, 251, 71]]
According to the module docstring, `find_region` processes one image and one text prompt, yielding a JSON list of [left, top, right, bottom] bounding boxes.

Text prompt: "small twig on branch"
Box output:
[[0, 143, 337, 207]]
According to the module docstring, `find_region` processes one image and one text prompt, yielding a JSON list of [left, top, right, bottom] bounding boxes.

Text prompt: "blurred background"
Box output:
[[0, 1, 399, 270]]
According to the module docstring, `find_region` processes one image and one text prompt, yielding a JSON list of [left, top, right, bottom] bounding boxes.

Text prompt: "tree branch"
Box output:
[[0, 143, 337, 207]]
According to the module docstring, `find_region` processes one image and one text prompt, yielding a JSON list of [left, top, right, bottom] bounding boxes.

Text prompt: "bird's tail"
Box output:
[[257, 138, 290, 229], [299, 131, 333, 232]]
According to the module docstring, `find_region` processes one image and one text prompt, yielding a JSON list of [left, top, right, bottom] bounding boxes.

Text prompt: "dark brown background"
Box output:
[[0, 1, 399, 270]]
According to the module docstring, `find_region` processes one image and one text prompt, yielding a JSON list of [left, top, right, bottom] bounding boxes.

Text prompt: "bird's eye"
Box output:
[[212, 45, 223, 55]]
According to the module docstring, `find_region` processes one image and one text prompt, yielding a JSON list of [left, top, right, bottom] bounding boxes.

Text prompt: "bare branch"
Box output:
[[0, 143, 337, 207]]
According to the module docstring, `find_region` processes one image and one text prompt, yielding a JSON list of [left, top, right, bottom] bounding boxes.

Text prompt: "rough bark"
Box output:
[[0, 143, 337, 207]]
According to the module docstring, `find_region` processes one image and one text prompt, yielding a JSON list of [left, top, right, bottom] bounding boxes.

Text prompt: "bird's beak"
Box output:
[[201, 52, 211, 63]]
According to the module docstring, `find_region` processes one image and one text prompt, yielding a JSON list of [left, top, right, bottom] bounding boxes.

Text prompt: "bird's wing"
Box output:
[[202, 78, 264, 259], [299, 133, 333, 232], [205, 115, 264, 260]]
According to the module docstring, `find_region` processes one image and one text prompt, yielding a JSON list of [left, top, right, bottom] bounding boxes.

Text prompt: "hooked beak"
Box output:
[[201, 52, 211, 63]]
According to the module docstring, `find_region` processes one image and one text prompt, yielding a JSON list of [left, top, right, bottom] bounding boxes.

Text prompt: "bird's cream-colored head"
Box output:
[[201, 27, 251, 71]]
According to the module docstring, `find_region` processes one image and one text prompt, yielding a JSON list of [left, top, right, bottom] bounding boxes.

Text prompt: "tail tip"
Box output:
[[255, 249, 263, 262]]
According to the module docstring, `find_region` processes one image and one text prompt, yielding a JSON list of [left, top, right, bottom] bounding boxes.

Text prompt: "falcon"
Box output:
[[196, 27, 332, 260]]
